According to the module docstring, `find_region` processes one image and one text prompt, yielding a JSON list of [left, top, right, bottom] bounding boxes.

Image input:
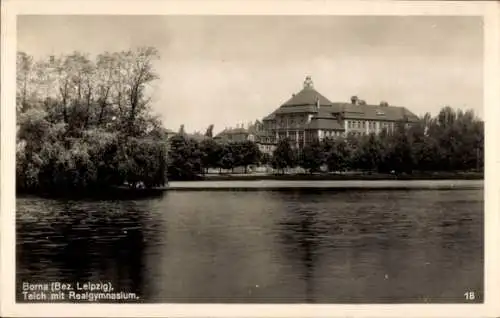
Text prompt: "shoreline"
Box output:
[[198, 171, 484, 182], [168, 179, 484, 191], [16, 178, 484, 199]]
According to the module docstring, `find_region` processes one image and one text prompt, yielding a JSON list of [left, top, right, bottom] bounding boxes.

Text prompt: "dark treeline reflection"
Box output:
[[17, 188, 483, 303], [278, 196, 325, 303], [16, 197, 164, 302]]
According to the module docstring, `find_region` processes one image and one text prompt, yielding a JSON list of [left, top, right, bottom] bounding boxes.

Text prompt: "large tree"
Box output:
[[238, 140, 261, 173], [324, 137, 350, 172], [16, 48, 167, 193], [272, 138, 296, 174], [300, 139, 324, 173]]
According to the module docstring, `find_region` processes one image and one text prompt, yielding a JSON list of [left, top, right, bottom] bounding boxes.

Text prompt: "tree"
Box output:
[[324, 137, 350, 172], [272, 138, 295, 174], [299, 139, 324, 173], [199, 138, 221, 173], [260, 152, 271, 166], [15, 48, 168, 193], [239, 140, 261, 173], [218, 144, 235, 172], [383, 121, 414, 174], [204, 124, 214, 138], [356, 133, 382, 173], [178, 124, 185, 135], [167, 135, 202, 180], [16, 52, 36, 114]]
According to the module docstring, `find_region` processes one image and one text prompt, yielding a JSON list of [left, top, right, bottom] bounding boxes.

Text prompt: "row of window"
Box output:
[[347, 120, 398, 130], [323, 131, 343, 138], [261, 123, 412, 143], [277, 116, 307, 127]]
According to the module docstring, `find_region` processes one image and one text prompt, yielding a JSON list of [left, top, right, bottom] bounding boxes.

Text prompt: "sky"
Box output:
[[17, 15, 483, 134]]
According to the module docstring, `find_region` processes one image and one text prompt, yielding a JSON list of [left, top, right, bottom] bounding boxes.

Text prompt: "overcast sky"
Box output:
[[18, 15, 483, 133]]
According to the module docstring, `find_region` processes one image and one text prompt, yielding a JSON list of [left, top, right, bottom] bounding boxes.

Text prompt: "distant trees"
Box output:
[[239, 140, 261, 173], [204, 124, 214, 138], [16, 48, 167, 193], [299, 139, 324, 173], [167, 135, 203, 180], [272, 138, 296, 174], [166, 134, 264, 179], [164, 106, 483, 180], [316, 107, 483, 175]]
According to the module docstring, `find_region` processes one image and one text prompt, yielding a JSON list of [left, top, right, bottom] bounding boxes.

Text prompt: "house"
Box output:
[[214, 123, 277, 155], [214, 126, 252, 143]]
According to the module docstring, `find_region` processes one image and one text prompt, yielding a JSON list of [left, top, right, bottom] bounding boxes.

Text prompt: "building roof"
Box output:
[[281, 87, 334, 108], [275, 105, 318, 114], [306, 118, 345, 131], [214, 127, 249, 138], [263, 112, 276, 121], [262, 77, 420, 125], [328, 103, 419, 122], [264, 77, 335, 116]]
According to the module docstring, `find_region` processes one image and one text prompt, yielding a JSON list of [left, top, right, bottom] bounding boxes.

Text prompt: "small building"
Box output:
[[214, 124, 277, 155], [214, 126, 253, 143]]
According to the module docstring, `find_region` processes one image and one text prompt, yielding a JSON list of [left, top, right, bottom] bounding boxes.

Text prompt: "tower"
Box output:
[[303, 76, 314, 89]]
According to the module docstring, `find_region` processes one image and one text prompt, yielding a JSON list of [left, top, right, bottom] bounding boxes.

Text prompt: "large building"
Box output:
[[260, 76, 419, 149]]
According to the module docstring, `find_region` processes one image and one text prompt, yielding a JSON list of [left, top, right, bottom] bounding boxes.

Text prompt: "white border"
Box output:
[[1, 1, 499, 317]]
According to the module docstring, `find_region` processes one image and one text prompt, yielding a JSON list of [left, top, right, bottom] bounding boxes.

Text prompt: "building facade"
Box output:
[[261, 76, 419, 149]]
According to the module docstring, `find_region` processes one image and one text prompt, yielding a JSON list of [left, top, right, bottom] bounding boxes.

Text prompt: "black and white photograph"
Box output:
[[1, 1, 500, 317]]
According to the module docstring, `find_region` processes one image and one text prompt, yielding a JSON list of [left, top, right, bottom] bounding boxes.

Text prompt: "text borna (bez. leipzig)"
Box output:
[[22, 282, 114, 293]]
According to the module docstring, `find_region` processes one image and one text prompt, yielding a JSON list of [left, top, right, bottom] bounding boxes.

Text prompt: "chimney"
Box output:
[[316, 96, 320, 110], [351, 96, 358, 105]]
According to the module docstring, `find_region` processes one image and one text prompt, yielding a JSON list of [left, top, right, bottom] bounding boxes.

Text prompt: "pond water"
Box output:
[[16, 182, 484, 303]]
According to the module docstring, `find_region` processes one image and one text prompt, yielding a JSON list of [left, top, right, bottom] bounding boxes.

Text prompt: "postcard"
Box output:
[[1, 0, 499, 317]]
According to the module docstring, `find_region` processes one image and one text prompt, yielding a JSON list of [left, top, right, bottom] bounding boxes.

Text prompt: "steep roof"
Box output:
[[328, 103, 419, 122], [262, 77, 420, 123], [274, 105, 318, 114], [281, 87, 334, 107], [270, 77, 334, 115]]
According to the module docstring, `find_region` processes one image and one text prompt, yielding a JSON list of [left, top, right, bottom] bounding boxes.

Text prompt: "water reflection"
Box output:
[[16, 198, 163, 302], [16, 188, 483, 303]]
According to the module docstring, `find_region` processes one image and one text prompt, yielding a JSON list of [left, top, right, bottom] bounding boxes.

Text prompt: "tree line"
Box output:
[[16, 48, 169, 193], [167, 106, 483, 179], [167, 136, 262, 180], [275, 107, 483, 175]]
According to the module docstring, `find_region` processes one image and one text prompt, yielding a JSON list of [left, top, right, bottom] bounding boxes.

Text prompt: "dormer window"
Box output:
[[376, 111, 385, 116]]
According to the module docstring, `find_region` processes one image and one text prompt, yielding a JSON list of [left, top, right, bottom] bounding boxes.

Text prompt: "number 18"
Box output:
[[464, 292, 475, 300]]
